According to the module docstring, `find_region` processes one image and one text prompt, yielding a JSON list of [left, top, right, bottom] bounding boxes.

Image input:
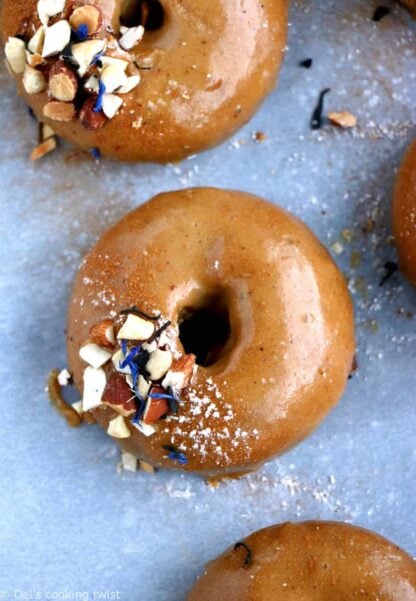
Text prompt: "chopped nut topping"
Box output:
[[328, 111, 357, 129], [102, 94, 123, 119], [23, 65, 46, 95], [107, 415, 131, 438], [117, 314, 155, 341], [79, 342, 112, 369], [119, 25, 144, 51], [79, 96, 108, 129], [43, 100, 76, 122], [89, 319, 115, 348], [37, 0, 66, 25], [5, 37, 26, 74], [49, 60, 78, 101], [30, 134, 57, 161], [69, 4, 102, 35], [71, 39, 106, 76], [146, 349, 173, 381], [42, 20, 71, 57], [27, 26, 46, 54], [82, 366, 106, 411]]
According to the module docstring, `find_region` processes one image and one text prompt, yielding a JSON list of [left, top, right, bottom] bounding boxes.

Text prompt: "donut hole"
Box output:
[[178, 294, 231, 367], [119, 0, 164, 31]]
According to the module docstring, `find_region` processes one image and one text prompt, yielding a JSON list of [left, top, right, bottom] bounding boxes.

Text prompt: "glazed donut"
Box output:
[[393, 138, 416, 285], [66, 187, 355, 477], [1, 0, 288, 162], [187, 521, 416, 600], [399, 1, 416, 17]]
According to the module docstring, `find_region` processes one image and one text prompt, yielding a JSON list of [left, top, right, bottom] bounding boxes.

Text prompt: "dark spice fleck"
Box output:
[[310, 88, 331, 130], [300, 58, 313, 68], [372, 6, 390, 21], [120, 306, 161, 321], [379, 261, 398, 286], [348, 355, 358, 379], [233, 542, 253, 567]]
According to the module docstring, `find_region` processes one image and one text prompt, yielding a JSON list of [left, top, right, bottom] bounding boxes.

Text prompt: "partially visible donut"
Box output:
[[187, 521, 416, 600], [393, 138, 416, 285], [66, 187, 355, 478], [1, 0, 288, 162], [399, 1, 416, 17]]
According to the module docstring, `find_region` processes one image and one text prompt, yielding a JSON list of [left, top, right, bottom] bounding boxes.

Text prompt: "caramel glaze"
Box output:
[[67, 188, 355, 478], [0, 0, 288, 162], [187, 521, 416, 601], [400, 1, 416, 17], [393, 138, 416, 285]]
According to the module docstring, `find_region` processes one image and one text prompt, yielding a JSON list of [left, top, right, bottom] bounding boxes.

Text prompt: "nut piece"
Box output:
[[146, 349, 173, 381], [117, 75, 140, 94], [89, 319, 115, 349], [69, 4, 102, 35], [131, 419, 157, 437], [102, 372, 137, 417], [112, 348, 130, 375], [120, 451, 138, 472], [30, 136, 57, 161], [79, 96, 108, 130], [102, 94, 123, 119], [26, 52, 46, 68], [100, 63, 128, 93], [142, 387, 169, 424], [82, 366, 106, 411], [28, 26, 46, 54], [107, 415, 131, 438], [117, 314, 155, 341], [57, 368, 72, 386], [49, 60, 78, 101], [162, 354, 196, 390], [44, 100, 75, 122], [71, 39, 106, 76], [139, 460, 155, 473], [5, 37, 26, 74], [37, 0, 66, 25], [22, 65, 46, 95], [42, 20, 71, 58], [119, 25, 144, 51], [328, 111, 357, 129], [79, 342, 112, 369]]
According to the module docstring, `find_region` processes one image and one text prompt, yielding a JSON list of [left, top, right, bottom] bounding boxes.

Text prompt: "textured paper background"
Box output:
[[0, 1, 415, 599]]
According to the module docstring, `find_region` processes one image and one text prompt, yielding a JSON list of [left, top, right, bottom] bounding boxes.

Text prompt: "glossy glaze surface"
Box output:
[[187, 521, 416, 601], [0, 0, 288, 162], [393, 138, 416, 285], [67, 188, 355, 476]]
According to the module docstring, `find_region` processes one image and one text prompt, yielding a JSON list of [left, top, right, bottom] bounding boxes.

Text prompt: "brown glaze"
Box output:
[[400, 1, 416, 17], [187, 521, 416, 601], [0, 0, 288, 162], [67, 188, 355, 477], [393, 138, 416, 285]]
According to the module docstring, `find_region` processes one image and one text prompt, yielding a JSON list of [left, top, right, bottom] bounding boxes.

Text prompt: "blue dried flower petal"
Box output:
[[91, 50, 104, 66], [149, 392, 175, 400], [72, 23, 89, 41], [90, 147, 101, 161], [93, 80, 106, 112], [162, 445, 188, 465]]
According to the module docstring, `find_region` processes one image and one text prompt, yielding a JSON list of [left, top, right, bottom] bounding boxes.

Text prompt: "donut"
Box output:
[[399, 1, 416, 17], [66, 187, 355, 477], [187, 521, 416, 600], [393, 138, 416, 285], [1, 0, 288, 162]]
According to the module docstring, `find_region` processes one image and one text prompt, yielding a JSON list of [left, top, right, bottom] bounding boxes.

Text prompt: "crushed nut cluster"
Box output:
[[78, 309, 197, 442], [5, 0, 144, 128]]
